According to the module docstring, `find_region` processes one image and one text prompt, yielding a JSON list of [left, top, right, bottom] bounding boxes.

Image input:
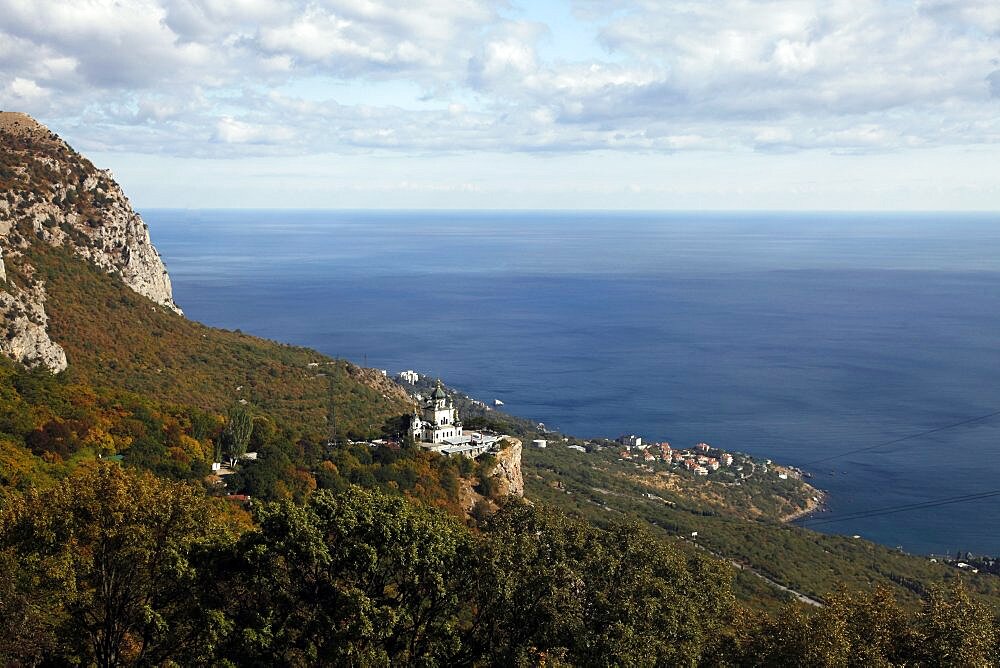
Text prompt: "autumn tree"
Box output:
[[914, 582, 1000, 667], [0, 463, 234, 667], [729, 581, 1000, 667]]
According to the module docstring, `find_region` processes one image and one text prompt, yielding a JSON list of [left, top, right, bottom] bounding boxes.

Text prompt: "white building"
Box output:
[[409, 379, 463, 444], [398, 370, 420, 384], [407, 379, 509, 459], [618, 434, 643, 448]]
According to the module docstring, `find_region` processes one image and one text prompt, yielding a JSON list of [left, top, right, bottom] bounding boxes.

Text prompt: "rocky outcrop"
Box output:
[[0, 281, 67, 372], [0, 111, 181, 371], [48, 169, 180, 313], [457, 438, 525, 516], [0, 283, 66, 372], [487, 438, 524, 498]]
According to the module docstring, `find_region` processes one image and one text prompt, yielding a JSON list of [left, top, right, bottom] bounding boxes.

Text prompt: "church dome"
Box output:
[[431, 380, 447, 400]]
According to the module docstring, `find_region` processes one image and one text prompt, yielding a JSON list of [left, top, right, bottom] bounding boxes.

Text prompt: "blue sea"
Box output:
[[147, 210, 1000, 556]]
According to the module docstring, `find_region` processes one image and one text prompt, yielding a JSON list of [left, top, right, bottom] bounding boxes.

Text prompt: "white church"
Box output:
[[409, 380, 502, 457]]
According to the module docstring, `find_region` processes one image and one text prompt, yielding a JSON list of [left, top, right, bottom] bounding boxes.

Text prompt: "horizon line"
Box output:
[[138, 207, 1000, 214]]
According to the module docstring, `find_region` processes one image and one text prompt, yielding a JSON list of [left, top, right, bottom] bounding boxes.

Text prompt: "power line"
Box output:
[[799, 489, 1000, 527], [804, 408, 1000, 466]]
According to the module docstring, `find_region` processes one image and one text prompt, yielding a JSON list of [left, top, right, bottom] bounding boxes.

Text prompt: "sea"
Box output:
[[146, 209, 1000, 556]]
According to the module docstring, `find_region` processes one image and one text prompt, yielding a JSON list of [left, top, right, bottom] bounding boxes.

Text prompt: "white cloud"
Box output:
[[7, 77, 48, 102], [0, 0, 996, 166]]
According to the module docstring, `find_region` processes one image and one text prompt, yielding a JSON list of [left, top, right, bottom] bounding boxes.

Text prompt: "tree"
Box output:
[[222, 403, 252, 463], [914, 582, 999, 667], [215, 486, 477, 665], [0, 462, 234, 666], [468, 500, 736, 666]]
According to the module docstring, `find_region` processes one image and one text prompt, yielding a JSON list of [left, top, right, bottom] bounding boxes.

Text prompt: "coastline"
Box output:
[[781, 487, 827, 524]]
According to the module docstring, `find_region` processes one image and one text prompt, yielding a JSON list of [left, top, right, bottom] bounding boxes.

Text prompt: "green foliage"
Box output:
[[223, 402, 253, 461], [729, 583, 1000, 667], [521, 441, 1000, 612], [24, 242, 410, 442], [215, 487, 476, 665], [1, 464, 998, 666], [471, 501, 736, 666], [0, 463, 235, 666], [914, 583, 1000, 667]]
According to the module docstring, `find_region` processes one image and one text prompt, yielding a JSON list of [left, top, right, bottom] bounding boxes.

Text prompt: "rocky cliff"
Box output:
[[489, 438, 524, 498], [459, 438, 525, 515], [0, 112, 181, 371]]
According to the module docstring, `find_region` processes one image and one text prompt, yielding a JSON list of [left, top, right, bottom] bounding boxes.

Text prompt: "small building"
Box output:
[[398, 370, 420, 384], [532, 439, 548, 449], [720, 453, 734, 467], [694, 442, 711, 453], [618, 434, 643, 448]]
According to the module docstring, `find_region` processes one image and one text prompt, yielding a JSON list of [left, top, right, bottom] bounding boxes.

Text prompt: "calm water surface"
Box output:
[[146, 210, 1000, 556]]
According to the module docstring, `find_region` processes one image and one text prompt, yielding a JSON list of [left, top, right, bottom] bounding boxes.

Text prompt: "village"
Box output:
[[530, 429, 802, 486], [611, 434, 786, 482]]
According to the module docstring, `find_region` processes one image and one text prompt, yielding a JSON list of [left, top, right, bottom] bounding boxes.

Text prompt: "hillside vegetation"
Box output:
[[463, 407, 1000, 611], [13, 242, 410, 440], [2, 464, 997, 667]]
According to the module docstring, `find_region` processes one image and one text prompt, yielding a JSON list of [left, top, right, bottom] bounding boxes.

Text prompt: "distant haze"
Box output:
[[2, 0, 998, 210]]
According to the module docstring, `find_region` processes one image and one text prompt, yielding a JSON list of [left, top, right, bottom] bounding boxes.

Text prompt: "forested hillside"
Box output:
[[22, 241, 410, 439], [2, 464, 997, 666]]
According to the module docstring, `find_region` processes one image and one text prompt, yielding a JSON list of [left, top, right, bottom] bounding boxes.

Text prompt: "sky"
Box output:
[[1, 0, 998, 210]]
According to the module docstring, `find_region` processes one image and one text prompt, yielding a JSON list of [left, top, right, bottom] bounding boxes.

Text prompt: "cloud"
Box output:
[[0, 0, 996, 158], [989, 70, 1000, 98], [6, 77, 49, 104]]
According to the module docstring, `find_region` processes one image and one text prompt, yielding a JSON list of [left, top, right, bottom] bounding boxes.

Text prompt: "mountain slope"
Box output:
[[0, 112, 411, 438]]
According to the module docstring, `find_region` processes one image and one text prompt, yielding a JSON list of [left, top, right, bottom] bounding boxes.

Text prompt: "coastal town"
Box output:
[[611, 434, 795, 483]]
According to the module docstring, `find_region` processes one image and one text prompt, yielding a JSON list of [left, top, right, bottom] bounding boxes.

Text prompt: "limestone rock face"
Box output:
[[54, 170, 180, 314], [0, 282, 67, 372], [0, 111, 181, 371], [489, 438, 525, 498]]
